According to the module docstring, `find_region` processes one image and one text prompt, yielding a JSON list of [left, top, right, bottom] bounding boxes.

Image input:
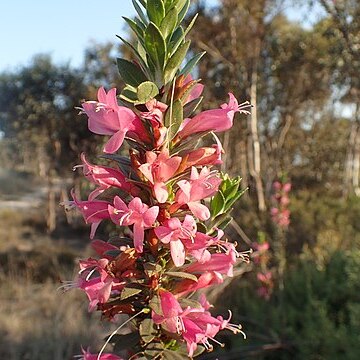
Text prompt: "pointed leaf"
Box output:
[[160, 7, 178, 39], [132, 0, 148, 25], [180, 51, 206, 77], [171, 14, 197, 55], [211, 191, 226, 218], [165, 271, 198, 282], [140, 318, 157, 344], [110, 332, 140, 352], [164, 99, 183, 140], [164, 40, 190, 84], [117, 58, 148, 87], [149, 295, 162, 315], [123, 16, 145, 39], [145, 343, 165, 358], [145, 22, 166, 69], [163, 350, 188, 360], [137, 81, 159, 103], [177, 0, 190, 25], [120, 286, 143, 300], [147, 0, 165, 26], [183, 96, 203, 118]]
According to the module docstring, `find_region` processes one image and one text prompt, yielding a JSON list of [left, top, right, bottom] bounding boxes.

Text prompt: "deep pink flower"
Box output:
[[139, 149, 182, 203], [108, 196, 159, 252], [77, 153, 139, 200], [78, 347, 123, 360], [81, 87, 141, 153], [175, 167, 221, 220], [154, 215, 197, 266], [152, 291, 244, 357], [173, 271, 224, 297], [176, 93, 250, 140], [65, 190, 111, 239]]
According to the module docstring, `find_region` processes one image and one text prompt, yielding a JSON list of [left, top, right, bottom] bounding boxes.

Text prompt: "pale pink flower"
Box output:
[[108, 196, 159, 253], [176, 93, 250, 140], [81, 87, 142, 153], [154, 215, 197, 266], [283, 182, 292, 193], [77, 153, 139, 200], [139, 149, 182, 203], [65, 190, 111, 239], [175, 167, 221, 220]]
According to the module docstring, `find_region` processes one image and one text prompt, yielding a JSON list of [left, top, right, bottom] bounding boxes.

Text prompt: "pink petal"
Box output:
[[143, 206, 159, 227], [133, 223, 144, 253], [170, 239, 186, 267], [154, 226, 174, 244], [188, 202, 210, 221], [103, 130, 126, 153], [154, 182, 169, 203]]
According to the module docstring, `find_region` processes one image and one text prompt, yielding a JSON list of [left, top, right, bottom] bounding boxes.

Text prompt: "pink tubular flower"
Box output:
[[108, 196, 159, 252], [183, 74, 204, 104], [77, 153, 140, 200], [175, 167, 221, 220], [139, 149, 182, 203], [64, 190, 111, 239], [154, 215, 197, 266], [176, 93, 250, 140], [81, 87, 141, 153], [152, 291, 244, 357], [77, 347, 123, 360]]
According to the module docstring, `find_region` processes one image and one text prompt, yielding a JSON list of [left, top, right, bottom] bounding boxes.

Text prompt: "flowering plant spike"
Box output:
[[64, 1, 251, 358]]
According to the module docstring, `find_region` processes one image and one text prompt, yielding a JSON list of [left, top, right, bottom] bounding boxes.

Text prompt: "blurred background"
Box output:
[[0, 0, 359, 359]]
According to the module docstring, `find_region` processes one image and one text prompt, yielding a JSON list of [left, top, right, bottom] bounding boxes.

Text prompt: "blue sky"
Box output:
[[0, 0, 322, 72]]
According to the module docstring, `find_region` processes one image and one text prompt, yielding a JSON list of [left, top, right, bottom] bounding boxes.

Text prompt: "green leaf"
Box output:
[[164, 40, 191, 84], [180, 51, 206, 77], [149, 295, 162, 315], [116, 36, 148, 74], [163, 350, 188, 360], [165, 271, 198, 282], [147, 0, 165, 26], [160, 7, 178, 39], [137, 81, 159, 103], [123, 17, 145, 40], [211, 191, 226, 218], [171, 14, 197, 55], [120, 286, 143, 300], [164, 0, 186, 13], [145, 342, 165, 358], [144, 262, 162, 277], [177, 0, 190, 25], [164, 99, 183, 140], [140, 318, 157, 344], [132, 0, 148, 25], [120, 85, 139, 103], [225, 187, 248, 210], [145, 22, 167, 69], [183, 96, 203, 118], [111, 332, 140, 352], [117, 58, 147, 87], [104, 249, 121, 258]]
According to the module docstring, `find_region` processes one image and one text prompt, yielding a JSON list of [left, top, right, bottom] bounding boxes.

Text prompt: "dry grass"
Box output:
[[0, 205, 114, 359]]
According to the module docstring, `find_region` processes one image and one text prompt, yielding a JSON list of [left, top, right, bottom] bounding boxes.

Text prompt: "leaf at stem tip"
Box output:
[[145, 22, 167, 70], [160, 7, 178, 39], [147, 0, 165, 26]]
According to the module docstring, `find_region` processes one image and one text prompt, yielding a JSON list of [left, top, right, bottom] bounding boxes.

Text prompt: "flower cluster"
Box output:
[[62, 1, 250, 359], [252, 237, 273, 300], [270, 180, 291, 228]]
